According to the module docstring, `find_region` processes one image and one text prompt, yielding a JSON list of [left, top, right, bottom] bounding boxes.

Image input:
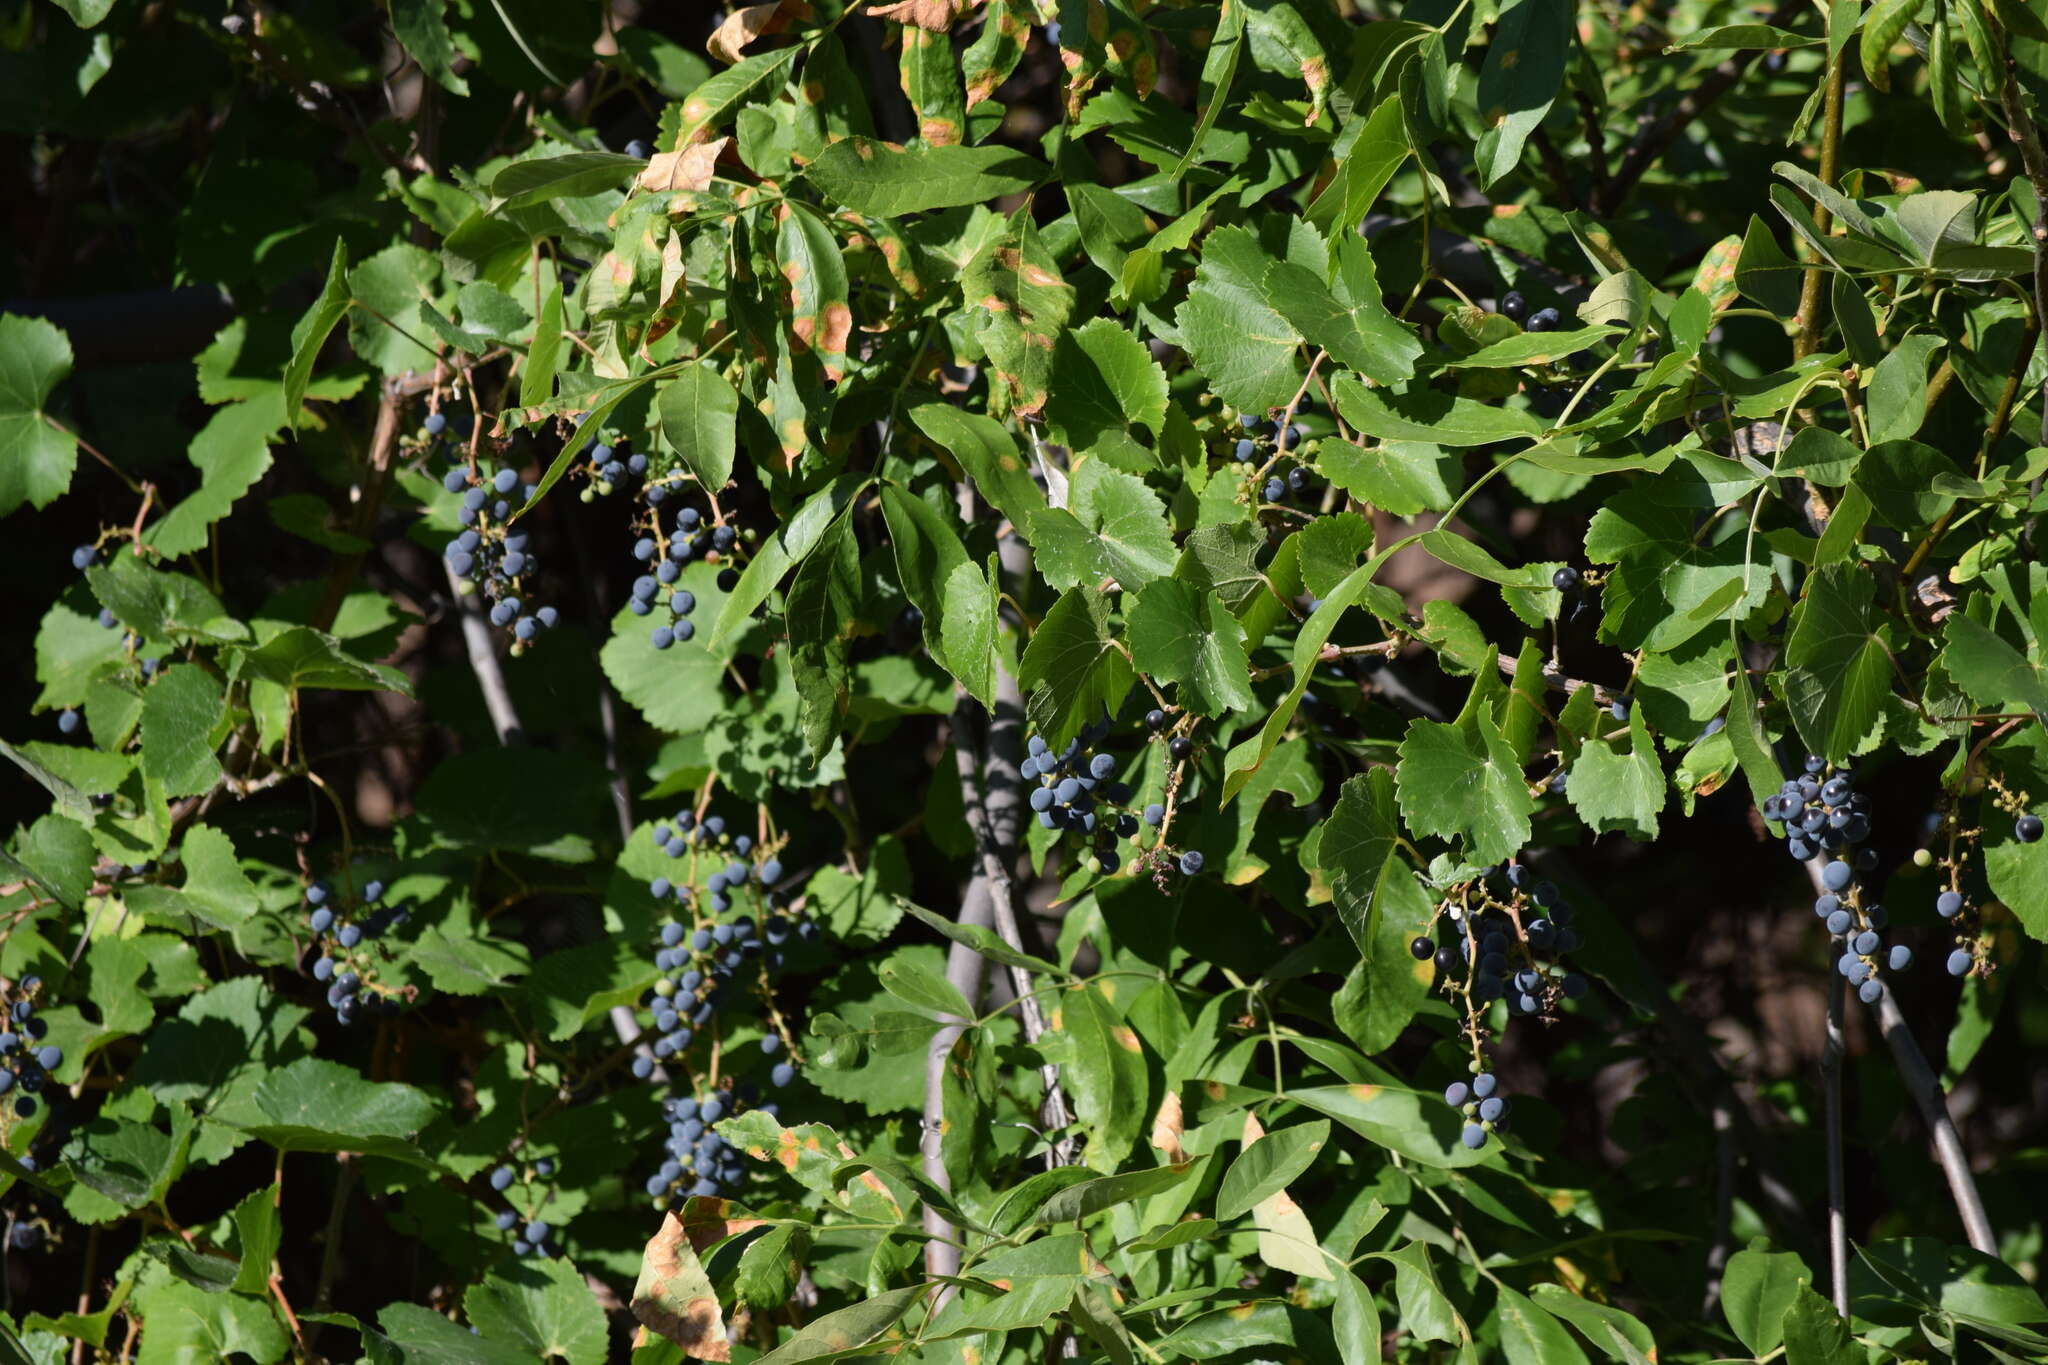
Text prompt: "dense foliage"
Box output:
[[4, 0, 2048, 1361]]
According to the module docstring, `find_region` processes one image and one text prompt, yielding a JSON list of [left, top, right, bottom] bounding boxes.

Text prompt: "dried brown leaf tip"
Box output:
[[640, 138, 730, 194], [871, 0, 976, 30], [632, 1210, 734, 1360], [708, 0, 814, 64], [1149, 1089, 1187, 1163]]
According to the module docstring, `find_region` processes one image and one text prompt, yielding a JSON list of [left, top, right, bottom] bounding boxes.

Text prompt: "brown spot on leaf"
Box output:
[[1349, 1083, 1381, 1101], [1302, 57, 1328, 123], [632, 1211, 733, 1361], [820, 301, 853, 378]]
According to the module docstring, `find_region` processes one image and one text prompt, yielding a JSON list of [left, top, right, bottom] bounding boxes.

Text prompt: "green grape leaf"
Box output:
[[1041, 980, 1146, 1172], [390, 0, 469, 94], [1943, 614, 2048, 721], [1045, 318, 1170, 471], [1017, 586, 1135, 747], [1127, 579, 1253, 716], [787, 512, 860, 764], [139, 664, 224, 799], [467, 1257, 609, 1365], [1497, 1286, 1592, 1365], [909, 403, 1045, 527], [489, 152, 640, 209], [1473, 0, 1573, 186], [1026, 461, 1176, 591], [1720, 1245, 1809, 1357], [1179, 225, 1303, 413], [940, 557, 1000, 711], [0, 313, 78, 516], [1261, 234, 1422, 385], [284, 240, 351, 430], [1783, 566, 1891, 763], [1332, 374, 1547, 445], [1395, 671, 1536, 864], [1566, 701, 1664, 839]]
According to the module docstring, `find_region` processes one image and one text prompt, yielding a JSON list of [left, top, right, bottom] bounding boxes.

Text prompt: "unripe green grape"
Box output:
[[1913, 848, 1934, 868]]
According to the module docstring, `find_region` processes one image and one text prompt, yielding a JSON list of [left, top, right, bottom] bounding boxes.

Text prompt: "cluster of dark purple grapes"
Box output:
[[0, 979, 60, 1121], [1260, 465, 1319, 506], [1498, 289, 1561, 332], [1415, 861, 1589, 1149], [305, 879, 409, 1025], [440, 464, 558, 650], [629, 504, 747, 653], [1219, 404, 1326, 512], [1443, 1071, 1508, 1151], [579, 439, 648, 499], [1022, 712, 1208, 878], [1935, 880, 1979, 979], [1924, 808, 2039, 978], [420, 409, 472, 444], [1762, 759, 1905, 1005], [635, 813, 808, 1077], [1025, 726, 1138, 876], [485, 1157, 560, 1257], [645, 1092, 755, 1209], [634, 807, 814, 1205]]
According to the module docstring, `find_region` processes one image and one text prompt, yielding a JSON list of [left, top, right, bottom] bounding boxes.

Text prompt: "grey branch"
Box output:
[[921, 876, 993, 1289], [1874, 989, 1996, 1253], [950, 676, 1076, 1166], [1822, 969, 1850, 1314]]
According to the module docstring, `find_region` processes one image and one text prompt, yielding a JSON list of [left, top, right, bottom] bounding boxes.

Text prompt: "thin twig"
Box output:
[[311, 1154, 354, 1312], [311, 383, 411, 633], [1576, 91, 1611, 204], [1793, 49, 1848, 360], [1530, 127, 1580, 211]]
